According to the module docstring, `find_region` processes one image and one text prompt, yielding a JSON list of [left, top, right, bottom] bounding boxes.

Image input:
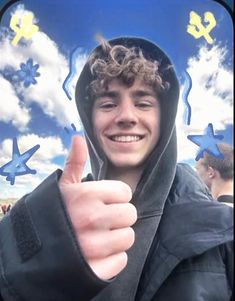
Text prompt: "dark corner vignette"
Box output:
[[212, 0, 234, 17], [0, 0, 21, 22]]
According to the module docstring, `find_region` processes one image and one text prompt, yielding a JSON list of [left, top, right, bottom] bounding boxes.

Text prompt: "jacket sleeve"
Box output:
[[0, 170, 108, 301]]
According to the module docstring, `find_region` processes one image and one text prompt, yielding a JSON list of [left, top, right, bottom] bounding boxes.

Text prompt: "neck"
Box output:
[[106, 164, 144, 192], [211, 178, 233, 199]]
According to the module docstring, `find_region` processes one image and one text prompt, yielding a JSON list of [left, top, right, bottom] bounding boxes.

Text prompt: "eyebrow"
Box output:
[[96, 91, 119, 99], [96, 89, 157, 99], [131, 89, 157, 98]]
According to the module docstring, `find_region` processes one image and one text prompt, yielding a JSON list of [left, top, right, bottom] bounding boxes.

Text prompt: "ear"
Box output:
[[208, 166, 216, 179]]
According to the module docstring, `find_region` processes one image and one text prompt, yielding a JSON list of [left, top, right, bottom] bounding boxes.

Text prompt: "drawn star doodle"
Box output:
[[187, 123, 224, 161], [16, 58, 40, 88], [0, 137, 40, 185]]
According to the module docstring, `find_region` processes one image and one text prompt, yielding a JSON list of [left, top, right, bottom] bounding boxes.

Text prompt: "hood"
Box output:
[[75, 36, 179, 215]]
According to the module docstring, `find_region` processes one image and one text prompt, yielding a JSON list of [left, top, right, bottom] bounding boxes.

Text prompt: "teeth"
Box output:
[[111, 136, 142, 142]]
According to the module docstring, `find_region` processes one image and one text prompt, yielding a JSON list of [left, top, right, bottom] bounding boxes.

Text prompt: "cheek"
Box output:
[[201, 172, 209, 183], [92, 112, 101, 143], [197, 168, 204, 178], [150, 111, 161, 138], [200, 172, 205, 180], [92, 110, 102, 133], [92, 113, 111, 147]]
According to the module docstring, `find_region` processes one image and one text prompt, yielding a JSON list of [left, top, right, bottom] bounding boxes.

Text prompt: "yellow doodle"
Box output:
[[10, 12, 39, 46], [187, 11, 216, 44]]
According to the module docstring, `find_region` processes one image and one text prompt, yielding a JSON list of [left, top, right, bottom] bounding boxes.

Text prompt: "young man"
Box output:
[[195, 143, 233, 206], [0, 37, 233, 301]]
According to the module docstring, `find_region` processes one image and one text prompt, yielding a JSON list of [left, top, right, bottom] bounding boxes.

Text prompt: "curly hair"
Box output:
[[87, 37, 170, 98]]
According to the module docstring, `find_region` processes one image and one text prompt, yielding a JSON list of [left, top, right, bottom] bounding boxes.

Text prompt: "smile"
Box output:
[[109, 135, 144, 142]]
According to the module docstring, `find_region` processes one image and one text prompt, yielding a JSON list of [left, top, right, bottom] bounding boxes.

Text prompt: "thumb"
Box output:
[[60, 135, 88, 184]]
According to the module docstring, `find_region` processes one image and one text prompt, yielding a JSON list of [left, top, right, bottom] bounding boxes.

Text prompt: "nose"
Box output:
[[114, 101, 138, 127]]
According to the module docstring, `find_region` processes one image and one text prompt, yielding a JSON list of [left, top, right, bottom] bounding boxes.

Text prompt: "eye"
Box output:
[[136, 101, 154, 109], [99, 102, 117, 111]]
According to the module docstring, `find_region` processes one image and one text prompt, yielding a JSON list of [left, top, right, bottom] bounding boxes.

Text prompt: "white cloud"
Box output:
[[0, 75, 30, 130], [0, 5, 87, 132], [176, 44, 233, 162], [0, 134, 67, 164]]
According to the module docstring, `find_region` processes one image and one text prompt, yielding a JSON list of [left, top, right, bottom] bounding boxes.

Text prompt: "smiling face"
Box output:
[[92, 78, 161, 171]]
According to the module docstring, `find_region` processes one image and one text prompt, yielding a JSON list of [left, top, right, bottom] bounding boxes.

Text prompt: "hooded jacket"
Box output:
[[0, 37, 233, 301]]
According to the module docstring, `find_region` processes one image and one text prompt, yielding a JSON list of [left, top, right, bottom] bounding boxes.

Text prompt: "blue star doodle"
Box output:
[[182, 71, 192, 125], [64, 123, 84, 137], [187, 123, 224, 161], [0, 137, 40, 185], [16, 58, 40, 88]]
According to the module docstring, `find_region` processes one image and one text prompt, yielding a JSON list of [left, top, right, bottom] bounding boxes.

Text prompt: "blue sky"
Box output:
[[0, 0, 233, 198]]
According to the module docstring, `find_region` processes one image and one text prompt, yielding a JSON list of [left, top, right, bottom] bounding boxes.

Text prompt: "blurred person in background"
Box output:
[[195, 143, 233, 206]]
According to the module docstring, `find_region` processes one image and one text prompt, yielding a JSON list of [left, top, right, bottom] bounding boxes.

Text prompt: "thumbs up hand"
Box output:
[[59, 136, 137, 280]]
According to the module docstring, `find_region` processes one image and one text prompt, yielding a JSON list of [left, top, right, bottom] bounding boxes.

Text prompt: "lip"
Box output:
[[107, 134, 145, 143]]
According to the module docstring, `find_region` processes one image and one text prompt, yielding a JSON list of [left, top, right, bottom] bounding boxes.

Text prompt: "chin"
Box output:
[[114, 162, 138, 168], [110, 157, 145, 169]]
